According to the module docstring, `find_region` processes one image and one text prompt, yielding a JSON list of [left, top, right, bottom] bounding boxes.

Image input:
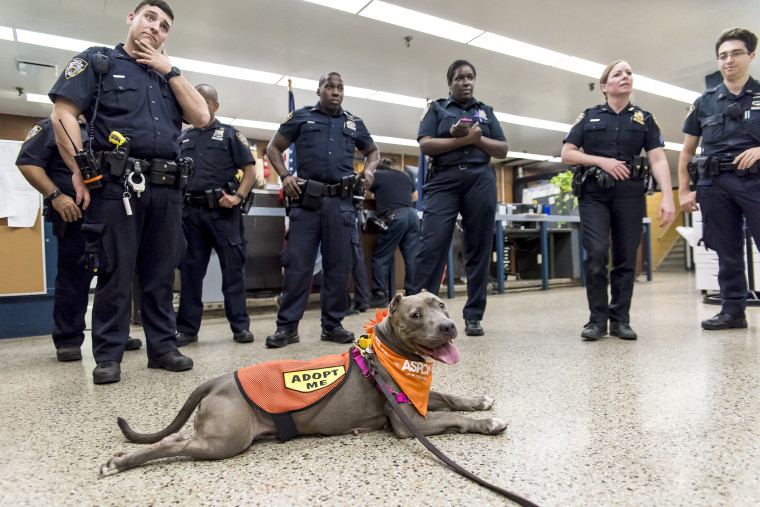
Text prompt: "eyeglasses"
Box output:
[[717, 49, 748, 61]]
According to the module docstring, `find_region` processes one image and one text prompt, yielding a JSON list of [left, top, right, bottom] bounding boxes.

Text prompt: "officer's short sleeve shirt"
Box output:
[[563, 103, 664, 160], [417, 96, 506, 167], [15, 118, 85, 197], [682, 78, 760, 158], [49, 44, 183, 160], [179, 120, 255, 192], [277, 105, 374, 183]]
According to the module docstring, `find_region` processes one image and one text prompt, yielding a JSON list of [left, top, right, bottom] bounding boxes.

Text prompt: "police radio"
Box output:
[[58, 119, 103, 190]]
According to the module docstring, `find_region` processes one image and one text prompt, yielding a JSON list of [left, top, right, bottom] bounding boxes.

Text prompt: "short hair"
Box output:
[[376, 157, 395, 170], [715, 28, 758, 55], [447, 60, 476, 84], [318, 72, 342, 87], [133, 0, 174, 22], [599, 59, 626, 100]]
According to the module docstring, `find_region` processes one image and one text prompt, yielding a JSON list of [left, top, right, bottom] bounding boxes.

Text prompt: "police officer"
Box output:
[[49, 0, 210, 383], [175, 84, 255, 346], [678, 28, 760, 331], [413, 60, 508, 337], [265, 72, 379, 348], [368, 158, 419, 306], [16, 118, 142, 361], [562, 60, 675, 341]]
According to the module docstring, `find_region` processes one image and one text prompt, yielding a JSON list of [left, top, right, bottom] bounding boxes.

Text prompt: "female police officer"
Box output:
[[562, 60, 675, 341], [413, 60, 508, 336]]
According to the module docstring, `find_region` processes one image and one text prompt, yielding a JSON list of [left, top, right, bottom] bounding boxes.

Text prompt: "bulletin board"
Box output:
[[0, 139, 47, 296]]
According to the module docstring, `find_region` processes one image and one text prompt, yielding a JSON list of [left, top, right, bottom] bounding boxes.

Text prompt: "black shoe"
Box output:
[[175, 332, 198, 347], [465, 320, 484, 336], [233, 330, 254, 343], [581, 322, 607, 341], [125, 337, 142, 351], [147, 349, 193, 372], [93, 361, 121, 384], [610, 321, 637, 340], [701, 313, 748, 330], [56, 346, 82, 362], [346, 306, 360, 316], [321, 325, 355, 344], [354, 302, 369, 312], [368, 291, 388, 308], [266, 328, 300, 348]]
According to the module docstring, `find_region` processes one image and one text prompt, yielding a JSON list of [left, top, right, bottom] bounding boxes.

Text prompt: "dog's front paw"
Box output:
[[100, 451, 127, 477], [483, 417, 508, 434], [476, 396, 494, 411]]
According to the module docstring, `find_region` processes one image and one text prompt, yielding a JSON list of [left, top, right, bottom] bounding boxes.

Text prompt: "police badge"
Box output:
[[65, 58, 88, 80], [212, 127, 225, 142], [633, 110, 645, 125]]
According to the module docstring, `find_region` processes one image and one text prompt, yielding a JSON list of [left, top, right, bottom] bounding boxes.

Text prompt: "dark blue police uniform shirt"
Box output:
[[417, 95, 506, 167], [15, 118, 87, 198], [48, 44, 183, 160], [276, 104, 374, 183], [564, 103, 664, 160], [179, 119, 255, 192], [682, 77, 760, 159], [370, 169, 414, 216]]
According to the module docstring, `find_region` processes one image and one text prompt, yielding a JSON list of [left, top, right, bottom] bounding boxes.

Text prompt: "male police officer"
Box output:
[[265, 72, 380, 348], [175, 84, 255, 346], [49, 0, 209, 383], [16, 118, 142, 362], [679, 28, 760, 331]]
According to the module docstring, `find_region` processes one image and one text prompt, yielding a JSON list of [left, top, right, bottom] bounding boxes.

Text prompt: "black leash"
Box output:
[[365, 354, 540, 507]]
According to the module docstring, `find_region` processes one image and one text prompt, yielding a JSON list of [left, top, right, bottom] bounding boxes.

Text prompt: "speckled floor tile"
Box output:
[[1, 272, 759, 506]]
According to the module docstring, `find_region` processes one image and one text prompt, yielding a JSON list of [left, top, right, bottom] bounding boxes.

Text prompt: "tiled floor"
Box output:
[[1, 272, 758, 506]]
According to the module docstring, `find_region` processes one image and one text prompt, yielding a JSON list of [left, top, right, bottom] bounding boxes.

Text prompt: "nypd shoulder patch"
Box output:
[[281, 111, 293, 124], [24, 124, 42, 143], [420, 103, 431, 122], [236, 131, 249, 147], [571, 112, 585, 128], [65, 58, 88, 80]]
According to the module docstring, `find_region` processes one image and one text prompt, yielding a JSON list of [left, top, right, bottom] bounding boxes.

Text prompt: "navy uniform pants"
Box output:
[[177, 205, 249, 335], [412, 163, 496, 321], [350, 221, 370, 306], [697, 172, 760, 316], [372, 207, 420, 295], [277, 196, 354, 330], [579, 178, 645, 324], [52, 218, 93, 350], [82, 180, 185, 363]]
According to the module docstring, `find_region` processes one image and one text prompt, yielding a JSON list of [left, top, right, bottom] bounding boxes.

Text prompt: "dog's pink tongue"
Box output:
[[431, 340, 460, 365]]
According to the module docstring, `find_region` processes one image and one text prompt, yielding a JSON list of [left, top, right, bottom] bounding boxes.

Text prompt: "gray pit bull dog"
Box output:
[[100, 291, 507, 476]]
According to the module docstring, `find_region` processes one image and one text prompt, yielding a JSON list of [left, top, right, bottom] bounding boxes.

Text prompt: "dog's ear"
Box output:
[[388, 293, 403, 314]]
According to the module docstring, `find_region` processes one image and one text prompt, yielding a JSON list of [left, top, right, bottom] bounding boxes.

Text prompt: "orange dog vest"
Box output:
[[234, 351, 352, 441]]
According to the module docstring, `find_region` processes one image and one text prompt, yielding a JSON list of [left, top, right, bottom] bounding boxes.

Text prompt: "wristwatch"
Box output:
[[47, 190, 62, 200], [234, 192, 245, 200], [165, 66, 181, 80]]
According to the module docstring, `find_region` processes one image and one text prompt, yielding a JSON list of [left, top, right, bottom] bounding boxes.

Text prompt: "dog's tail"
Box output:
[[116, 378, 215, 444]]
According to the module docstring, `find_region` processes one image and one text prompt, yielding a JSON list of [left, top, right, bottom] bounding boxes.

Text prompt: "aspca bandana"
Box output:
[[363, 309, 433, 417]]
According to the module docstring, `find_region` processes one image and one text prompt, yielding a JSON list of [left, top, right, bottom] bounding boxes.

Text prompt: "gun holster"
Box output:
[[300, 180, 324, 211], [571, 165, 586, 197], [693, 156, 719, 180], [43, 201, 68, 239]]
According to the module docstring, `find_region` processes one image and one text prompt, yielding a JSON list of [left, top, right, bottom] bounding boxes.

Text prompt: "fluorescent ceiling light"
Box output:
[[172, 57, 281, 84], [26, 93, 52, 104], [507, 151, 557, 162], [495, 112, 571, 132], [372, 135, 418, 147], [301, 0, 370, 14], [231, 119, 280, 131], [216, 116, 234, 124], [633, 75, 700, 104], [664, 141, 702, 155], [551, 56, 606, 78], [368, 91, 426, 108], [0, 26, 14, 41], [15, 29, 100, 52], [469, 32, 567, 66], [344, 84, 376, 99], [360, 1, 483, 43]]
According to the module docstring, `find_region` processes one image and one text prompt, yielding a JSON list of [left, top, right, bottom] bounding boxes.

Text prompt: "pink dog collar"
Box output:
[[351, 347, 411, 404]]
